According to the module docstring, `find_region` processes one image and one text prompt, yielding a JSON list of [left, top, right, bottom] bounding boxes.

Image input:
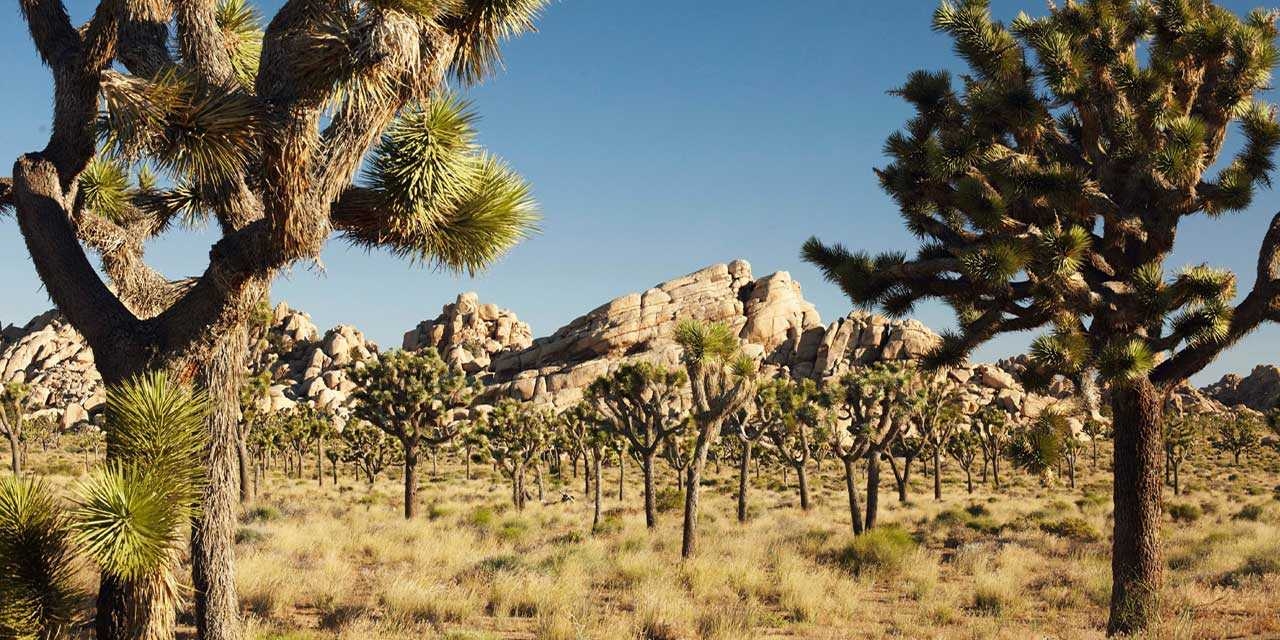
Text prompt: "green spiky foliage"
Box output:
[[905, 371, 965, 500], [477, 399, 555, 510], [349, 349, 477, 517], [0, 476, 83, 640], [444, 0, 552, 85], [338, 419, 398, 484], [802, 4, 1280, 628], [77, 373, 207, 582], [1008, 407, 1071, 486], [757, 378, 830, 510], [215, 0, 264, 90], [803, 1, 1280, 385], [586, 362, 690, 529], [1211, 411, 1263, 466], [351, 96, 539, 271]]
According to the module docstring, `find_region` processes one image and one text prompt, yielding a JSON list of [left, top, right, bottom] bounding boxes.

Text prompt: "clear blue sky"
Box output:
[[2, 0, 1277, 385]]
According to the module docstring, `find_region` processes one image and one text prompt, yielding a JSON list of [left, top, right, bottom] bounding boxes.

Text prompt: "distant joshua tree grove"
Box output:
[[804, 1, 1280, 633]]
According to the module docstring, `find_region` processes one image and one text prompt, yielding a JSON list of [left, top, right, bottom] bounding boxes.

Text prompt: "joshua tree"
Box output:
[[947, 428, 982, 494], [831, 363, 915, 533], [561, 402, 610, 532], [4, 0, 544, 634], [908, 372, 963, 500], [672, 320, 756, 558], [350, 349, 476, 519], [0, 383, 31, 477], [759, 378, 828, 511], [480, 399, 555, 510], [973, 404, 1011, 490], [1212, 411, 1263, 466], [236, 371, 272, 502], [339, 419, 395, 485], [586, 362, 689, 529], [725, 403, 766, 523], [804, 2, 1280, 631], [1163, 409, 1200, 496], [1081, 416, 1112, 471]]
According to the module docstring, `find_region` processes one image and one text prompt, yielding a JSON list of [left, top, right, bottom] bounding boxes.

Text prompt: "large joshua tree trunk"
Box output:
[[1108, 379, 1164, 636], [737, 439, 752, 523], [842, 457, 863, 536], [192, 331, 247, 640]]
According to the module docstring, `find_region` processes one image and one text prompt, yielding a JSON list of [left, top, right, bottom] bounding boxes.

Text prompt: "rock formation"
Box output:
[[402, 292, 533, 375], [1204, 365, 1280, 413]]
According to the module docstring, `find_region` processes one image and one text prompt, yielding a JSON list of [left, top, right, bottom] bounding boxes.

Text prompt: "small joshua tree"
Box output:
[[908, 372, 963, 501], [830, 363, 916, 533], [974, 404, 1012, 490], [1163, 409, 1201, 496], [236, 371, 272, 502], [586, 362, 689, 529], [0, 383, 31, 477], [947, 428, 982, 494], [350, 349, 477, 519], [759, 378, 829, 511], [1213, 412, 1262, 466], [480, 399, 555, 510], [1081, 416, 1112, 471], [673, 320, 756, 558], [339, 419, 396, 485]]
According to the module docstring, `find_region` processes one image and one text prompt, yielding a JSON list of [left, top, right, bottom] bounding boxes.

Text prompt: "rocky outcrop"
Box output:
[[1203, 365, 1280, 413], [254, 304, 379, 417], [402, 292, 532, 375], [1, 312, 101, 428]]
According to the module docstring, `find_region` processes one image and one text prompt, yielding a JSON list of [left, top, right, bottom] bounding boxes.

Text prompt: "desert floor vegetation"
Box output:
[[14, 438, 1280, 640]]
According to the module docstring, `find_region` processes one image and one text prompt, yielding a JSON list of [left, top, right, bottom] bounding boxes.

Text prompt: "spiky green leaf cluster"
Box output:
[[447, 0, 550, 85], [215, 0, 264, 90], [673, 319, 740, 366], [0, 476, 82, 640], [354, 97, 539, 273]]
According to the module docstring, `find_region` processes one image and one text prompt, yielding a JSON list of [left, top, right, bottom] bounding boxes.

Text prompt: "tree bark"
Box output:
[[737, 440, 752, 523], [617, 454, 625, 501], [591, 449, 603, 533], [403, 446, 418, 519], [932, 448, 943, 501], [6, 429, 20, 477], [796, 463, 811, 511], [316, 435, 324, 487], [236, 436, 251, 504], [681, 419, 722, 558], [642, 452, 657, 528], [843, 457, 863, 536], [865, 452, 881, 531], [192, 331, 245, 640], [1107, 379, 1164, 636]]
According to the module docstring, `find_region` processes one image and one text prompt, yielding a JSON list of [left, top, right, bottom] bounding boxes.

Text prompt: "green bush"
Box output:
[[654, 487, 682, 513], [832, 525, 918, 576], [1039, 517, 1101, 542], [1218, 553, 1280, 587], [243, 505, 281, 523], [235, 527, 270, 545], [1232, 504, 1264, 522], [466, 505, 497, 529], [1167, 503, 1202, 523]]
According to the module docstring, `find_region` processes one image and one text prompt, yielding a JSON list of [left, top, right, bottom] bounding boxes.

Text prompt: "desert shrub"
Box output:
[[654, 487, 682, 513], [472, 554, 523, 577], [832, 525, 917, 576], [965, 503, 991, 517], [466, 505, 498, 529], [1217, 553, 1280, 587], [235, 527, 270, 545], [1232, 504, 1264, 522], [244, 504, 282, 523], [426, 501, 452, 520], [1039, 517, 1101, 542], [497, 516, 531, 541], [1167, 502, 1202, 523]]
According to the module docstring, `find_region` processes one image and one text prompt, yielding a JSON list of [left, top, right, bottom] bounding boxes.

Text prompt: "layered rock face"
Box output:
[[1204, 365, 1280, 413], [254, 304, 378, 416]]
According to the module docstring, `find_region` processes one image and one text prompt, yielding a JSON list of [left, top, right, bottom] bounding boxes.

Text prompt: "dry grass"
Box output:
[[13, 441, 1280, 639]]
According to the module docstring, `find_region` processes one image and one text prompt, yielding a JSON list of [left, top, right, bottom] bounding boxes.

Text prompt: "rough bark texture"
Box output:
[[843, 457, 863, 536], [642, 453, 656, 529], [865, 453, 881, 531], [403, 447, 419, 519], [6, 430, 20, 476], [932, 448, 943, 501], [1108, 379, 1165, 636], [795, 463, 811, 510], [192, 330, 245, 640], [737, 440, 752, 523]]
